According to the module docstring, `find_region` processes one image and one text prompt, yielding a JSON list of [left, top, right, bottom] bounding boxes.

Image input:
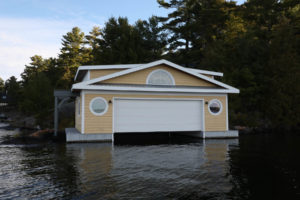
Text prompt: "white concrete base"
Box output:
[[65, 128, 238, 142], [65, 128, 112, 142], [182, 130, 239, 138]]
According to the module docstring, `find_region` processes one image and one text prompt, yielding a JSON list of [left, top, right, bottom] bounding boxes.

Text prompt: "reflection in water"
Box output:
[[227, 134, 300, 200], [0, 145, 80, 199], [0, 134, 299, 199], [67, 143, 116, 199], [64, 137, 239, 199]]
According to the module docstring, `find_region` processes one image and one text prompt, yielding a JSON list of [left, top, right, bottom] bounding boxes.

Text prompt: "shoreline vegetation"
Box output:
[[0, 0, 299, 136], [0, 111, 65, 144]]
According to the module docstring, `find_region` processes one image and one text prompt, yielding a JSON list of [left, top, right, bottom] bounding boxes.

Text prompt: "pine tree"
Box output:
[[21, 55, 50, 85], [20, 72, 53, 127], [99, 17, 137, 64], [134, 16, 167, 62], [85, 26, 103, 64], [157, 0, 232, 67], [0, 77, 4, 92], [4, 76, 21, 106], [58, 27, 91, 87]]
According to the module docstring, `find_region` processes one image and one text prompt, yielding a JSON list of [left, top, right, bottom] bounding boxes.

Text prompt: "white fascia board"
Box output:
[[74, 68, 83, 81], [72, 84, 239, 94], [79, 64, 143, 70], [74, 64, 143, 81], [188, 68, 223, 77]]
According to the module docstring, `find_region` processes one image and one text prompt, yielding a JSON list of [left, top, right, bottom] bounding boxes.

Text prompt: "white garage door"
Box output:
[[114, 98, 203, 133]]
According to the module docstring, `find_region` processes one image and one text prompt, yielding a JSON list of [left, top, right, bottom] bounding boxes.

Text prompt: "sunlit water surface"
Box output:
[[0, 124, 299, 200]]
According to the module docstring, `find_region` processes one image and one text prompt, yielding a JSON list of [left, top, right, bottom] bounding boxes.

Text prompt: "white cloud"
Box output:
[[0, 17, 102, 81]]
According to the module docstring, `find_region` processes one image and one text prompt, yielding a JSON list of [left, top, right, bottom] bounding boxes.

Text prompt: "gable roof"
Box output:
[[74, 62, 223, 81], [72, 59, 239, 93]]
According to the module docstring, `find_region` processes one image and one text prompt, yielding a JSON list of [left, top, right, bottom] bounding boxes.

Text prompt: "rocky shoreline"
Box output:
[[0, 112, 65, 144]]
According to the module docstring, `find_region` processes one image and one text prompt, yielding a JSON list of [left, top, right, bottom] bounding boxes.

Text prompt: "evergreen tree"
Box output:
[[20, 72, 53, 127], [134, 16, 167, 62], [4, 76, 21, 106], [88, 17, 166, 64], [58, 27, 91, 88], [262, 8, 300, 130], [85, 26, 102, 65], [157, 0, 232, 66], [21, 55, 50, 85], [157, 0, 196, 66], [0, 77, 4, 92], [99, 17, 138, 64]]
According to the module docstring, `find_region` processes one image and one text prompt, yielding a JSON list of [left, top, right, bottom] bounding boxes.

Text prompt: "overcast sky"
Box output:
[[0, 0, 245, 81]]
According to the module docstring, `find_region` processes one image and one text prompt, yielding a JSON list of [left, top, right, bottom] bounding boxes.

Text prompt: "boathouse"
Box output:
[[67, 59, 239, 142]]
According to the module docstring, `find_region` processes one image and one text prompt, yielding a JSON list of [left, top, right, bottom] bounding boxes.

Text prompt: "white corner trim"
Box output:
[[73, 59, 239, 93], [226, 94, 229, 131], [208, 99, 223, 116], [146, 69, 175, 85], [81, 91, 85, 134], [112, 98, 115, 134], [89, 97, 109, 116], [202, 100, 206, 132]]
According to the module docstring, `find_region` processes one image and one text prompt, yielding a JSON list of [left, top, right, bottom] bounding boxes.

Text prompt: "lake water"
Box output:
[[0, 124, 299, 199]]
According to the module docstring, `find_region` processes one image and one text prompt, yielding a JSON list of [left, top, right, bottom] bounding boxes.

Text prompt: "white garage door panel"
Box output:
[[114, 99, 203, 133]]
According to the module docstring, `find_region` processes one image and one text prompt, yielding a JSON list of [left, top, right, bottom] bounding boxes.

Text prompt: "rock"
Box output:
[[30, 129, 53, 138]]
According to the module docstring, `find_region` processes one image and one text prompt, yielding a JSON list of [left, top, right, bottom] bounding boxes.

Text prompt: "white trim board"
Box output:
[[226, 94, 229, 131], [83, 90, 227, 96], [81, 91, 85, 134], [188, 68, 223, 77], [73, 59, 239, 93], [74, 64, 144, 81], [73, 84, 239, 94]]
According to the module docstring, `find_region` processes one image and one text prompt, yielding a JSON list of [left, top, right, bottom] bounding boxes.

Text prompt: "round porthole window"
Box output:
[[208, 99, 222, 115], [89, 97, 108, 116]]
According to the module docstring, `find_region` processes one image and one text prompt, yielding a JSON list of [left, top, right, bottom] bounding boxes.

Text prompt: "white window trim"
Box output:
[[89, 97, 109, 116], [146, 69, 175, 85], [208, 99, 223, 115]]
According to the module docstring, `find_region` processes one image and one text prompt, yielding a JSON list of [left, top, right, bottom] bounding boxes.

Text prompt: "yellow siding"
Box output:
[[75, 97, 81, 131], [90, 69, 123, 80], [100, 65, 219, 87], [79, 145, 112, 176], [83, 93, 227, 134]]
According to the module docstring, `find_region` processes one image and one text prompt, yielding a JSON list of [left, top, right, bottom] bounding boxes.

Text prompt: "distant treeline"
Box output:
[[1, 0, 299, 130]]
